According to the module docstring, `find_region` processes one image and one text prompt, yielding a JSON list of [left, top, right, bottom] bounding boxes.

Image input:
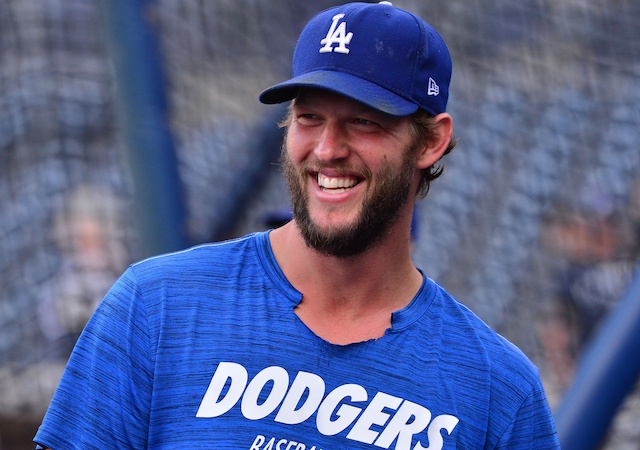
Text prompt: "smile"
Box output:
[[317, 173, 360, 193]]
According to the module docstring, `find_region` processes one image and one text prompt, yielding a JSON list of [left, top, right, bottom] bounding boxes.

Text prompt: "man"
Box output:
[[35, 2, 560, 449]]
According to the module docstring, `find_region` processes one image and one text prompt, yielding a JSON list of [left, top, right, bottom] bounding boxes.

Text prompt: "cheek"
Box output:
[[281, 141, 309, 183], [285, 125, 315, 164], [363, 141, 413, 173], [284, 145, 305, 169]]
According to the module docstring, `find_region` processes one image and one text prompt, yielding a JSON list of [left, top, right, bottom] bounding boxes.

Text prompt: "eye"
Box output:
[[350, 117, 383, 131], [296, 113, 320, 126]]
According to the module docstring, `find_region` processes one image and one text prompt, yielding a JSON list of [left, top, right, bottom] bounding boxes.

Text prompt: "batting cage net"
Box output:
[[1, 0, 639, 448]]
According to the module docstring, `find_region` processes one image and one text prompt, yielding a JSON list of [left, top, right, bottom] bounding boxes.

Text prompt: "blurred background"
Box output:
[[1, 0, 639, 448]]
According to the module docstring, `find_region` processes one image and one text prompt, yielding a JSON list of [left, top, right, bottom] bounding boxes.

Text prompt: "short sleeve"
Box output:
[[495, 378, 560, 449], [34, 268, 154, 450]]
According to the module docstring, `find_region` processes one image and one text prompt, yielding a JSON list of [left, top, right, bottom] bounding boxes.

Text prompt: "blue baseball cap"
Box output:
[[259, 1, 452, 117]]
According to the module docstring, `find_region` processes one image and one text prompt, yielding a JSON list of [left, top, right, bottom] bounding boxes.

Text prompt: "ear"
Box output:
[[415, 113, 453, 169]]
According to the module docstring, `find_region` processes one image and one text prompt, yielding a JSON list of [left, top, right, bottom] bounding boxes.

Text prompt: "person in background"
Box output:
[[539, 186, 638, 396], [35, 2, 559, 448], [38, 184, 128, 359]]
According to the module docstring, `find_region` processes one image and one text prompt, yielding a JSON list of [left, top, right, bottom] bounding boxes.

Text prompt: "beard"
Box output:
[[282, 144, 418, 258]]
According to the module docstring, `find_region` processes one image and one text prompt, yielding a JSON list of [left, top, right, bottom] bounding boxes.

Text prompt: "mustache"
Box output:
[[279, 146, 372, 180]]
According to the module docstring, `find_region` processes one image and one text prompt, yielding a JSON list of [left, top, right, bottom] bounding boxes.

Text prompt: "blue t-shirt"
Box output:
[[35, 232, 559, 449]]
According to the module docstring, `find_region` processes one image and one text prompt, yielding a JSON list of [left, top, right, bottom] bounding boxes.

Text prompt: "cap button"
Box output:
[[379, 1, 393, 5]]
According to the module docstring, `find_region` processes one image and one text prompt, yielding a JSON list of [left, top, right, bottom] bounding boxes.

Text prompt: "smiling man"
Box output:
[[35, 2, 559, 449]]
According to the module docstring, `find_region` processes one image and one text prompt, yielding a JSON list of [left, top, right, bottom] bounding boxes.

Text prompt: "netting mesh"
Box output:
[[1, 0, 639, 447]]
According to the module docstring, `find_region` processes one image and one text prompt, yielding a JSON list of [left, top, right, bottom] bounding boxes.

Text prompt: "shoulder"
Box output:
[[97, 232, 269, 312], [128, 232, 265, 281], [135, 232, 262, 268], [430, 280, 542, 390], [427, 282, 558, 445]]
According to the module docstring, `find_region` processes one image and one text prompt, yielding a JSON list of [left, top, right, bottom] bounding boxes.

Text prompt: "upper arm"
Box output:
[[34, 268, 154, 449]]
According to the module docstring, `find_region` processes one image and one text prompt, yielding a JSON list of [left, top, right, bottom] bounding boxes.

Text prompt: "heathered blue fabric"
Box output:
[[35, 231, 559, 449]]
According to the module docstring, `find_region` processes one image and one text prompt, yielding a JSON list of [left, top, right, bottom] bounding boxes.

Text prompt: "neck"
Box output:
[[269, 220, 422, 344]]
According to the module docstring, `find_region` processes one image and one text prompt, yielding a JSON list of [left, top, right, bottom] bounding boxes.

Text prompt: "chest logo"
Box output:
[[320, 13, 353, 54]]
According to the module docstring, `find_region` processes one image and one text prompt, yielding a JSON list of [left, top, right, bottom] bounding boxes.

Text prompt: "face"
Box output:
[[283, 89, 422, 257]]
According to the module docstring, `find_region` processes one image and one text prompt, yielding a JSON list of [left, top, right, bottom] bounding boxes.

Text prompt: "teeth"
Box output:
[[318, 174, 358, 191]]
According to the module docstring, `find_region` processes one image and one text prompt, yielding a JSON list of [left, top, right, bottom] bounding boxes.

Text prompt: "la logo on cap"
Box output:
[[320, 14, 353, 54]]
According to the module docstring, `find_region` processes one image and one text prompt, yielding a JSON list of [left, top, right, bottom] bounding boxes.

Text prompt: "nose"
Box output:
[[314, 121, 350, 162]]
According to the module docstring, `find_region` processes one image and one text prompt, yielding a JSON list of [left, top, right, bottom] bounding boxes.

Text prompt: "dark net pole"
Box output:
[[555, 265, 640, 450], [99, 0, 189, 258]]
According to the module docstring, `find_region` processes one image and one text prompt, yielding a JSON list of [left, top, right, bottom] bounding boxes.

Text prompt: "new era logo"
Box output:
[[319, 13, 353, 54], [428, 77, 439, 96]]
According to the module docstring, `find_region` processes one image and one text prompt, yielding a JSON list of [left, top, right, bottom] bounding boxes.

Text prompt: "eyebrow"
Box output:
[[294, 91, 386, 119]]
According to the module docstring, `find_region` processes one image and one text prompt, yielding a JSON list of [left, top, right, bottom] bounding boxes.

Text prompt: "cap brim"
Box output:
[[259, 70, 418, 117]]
